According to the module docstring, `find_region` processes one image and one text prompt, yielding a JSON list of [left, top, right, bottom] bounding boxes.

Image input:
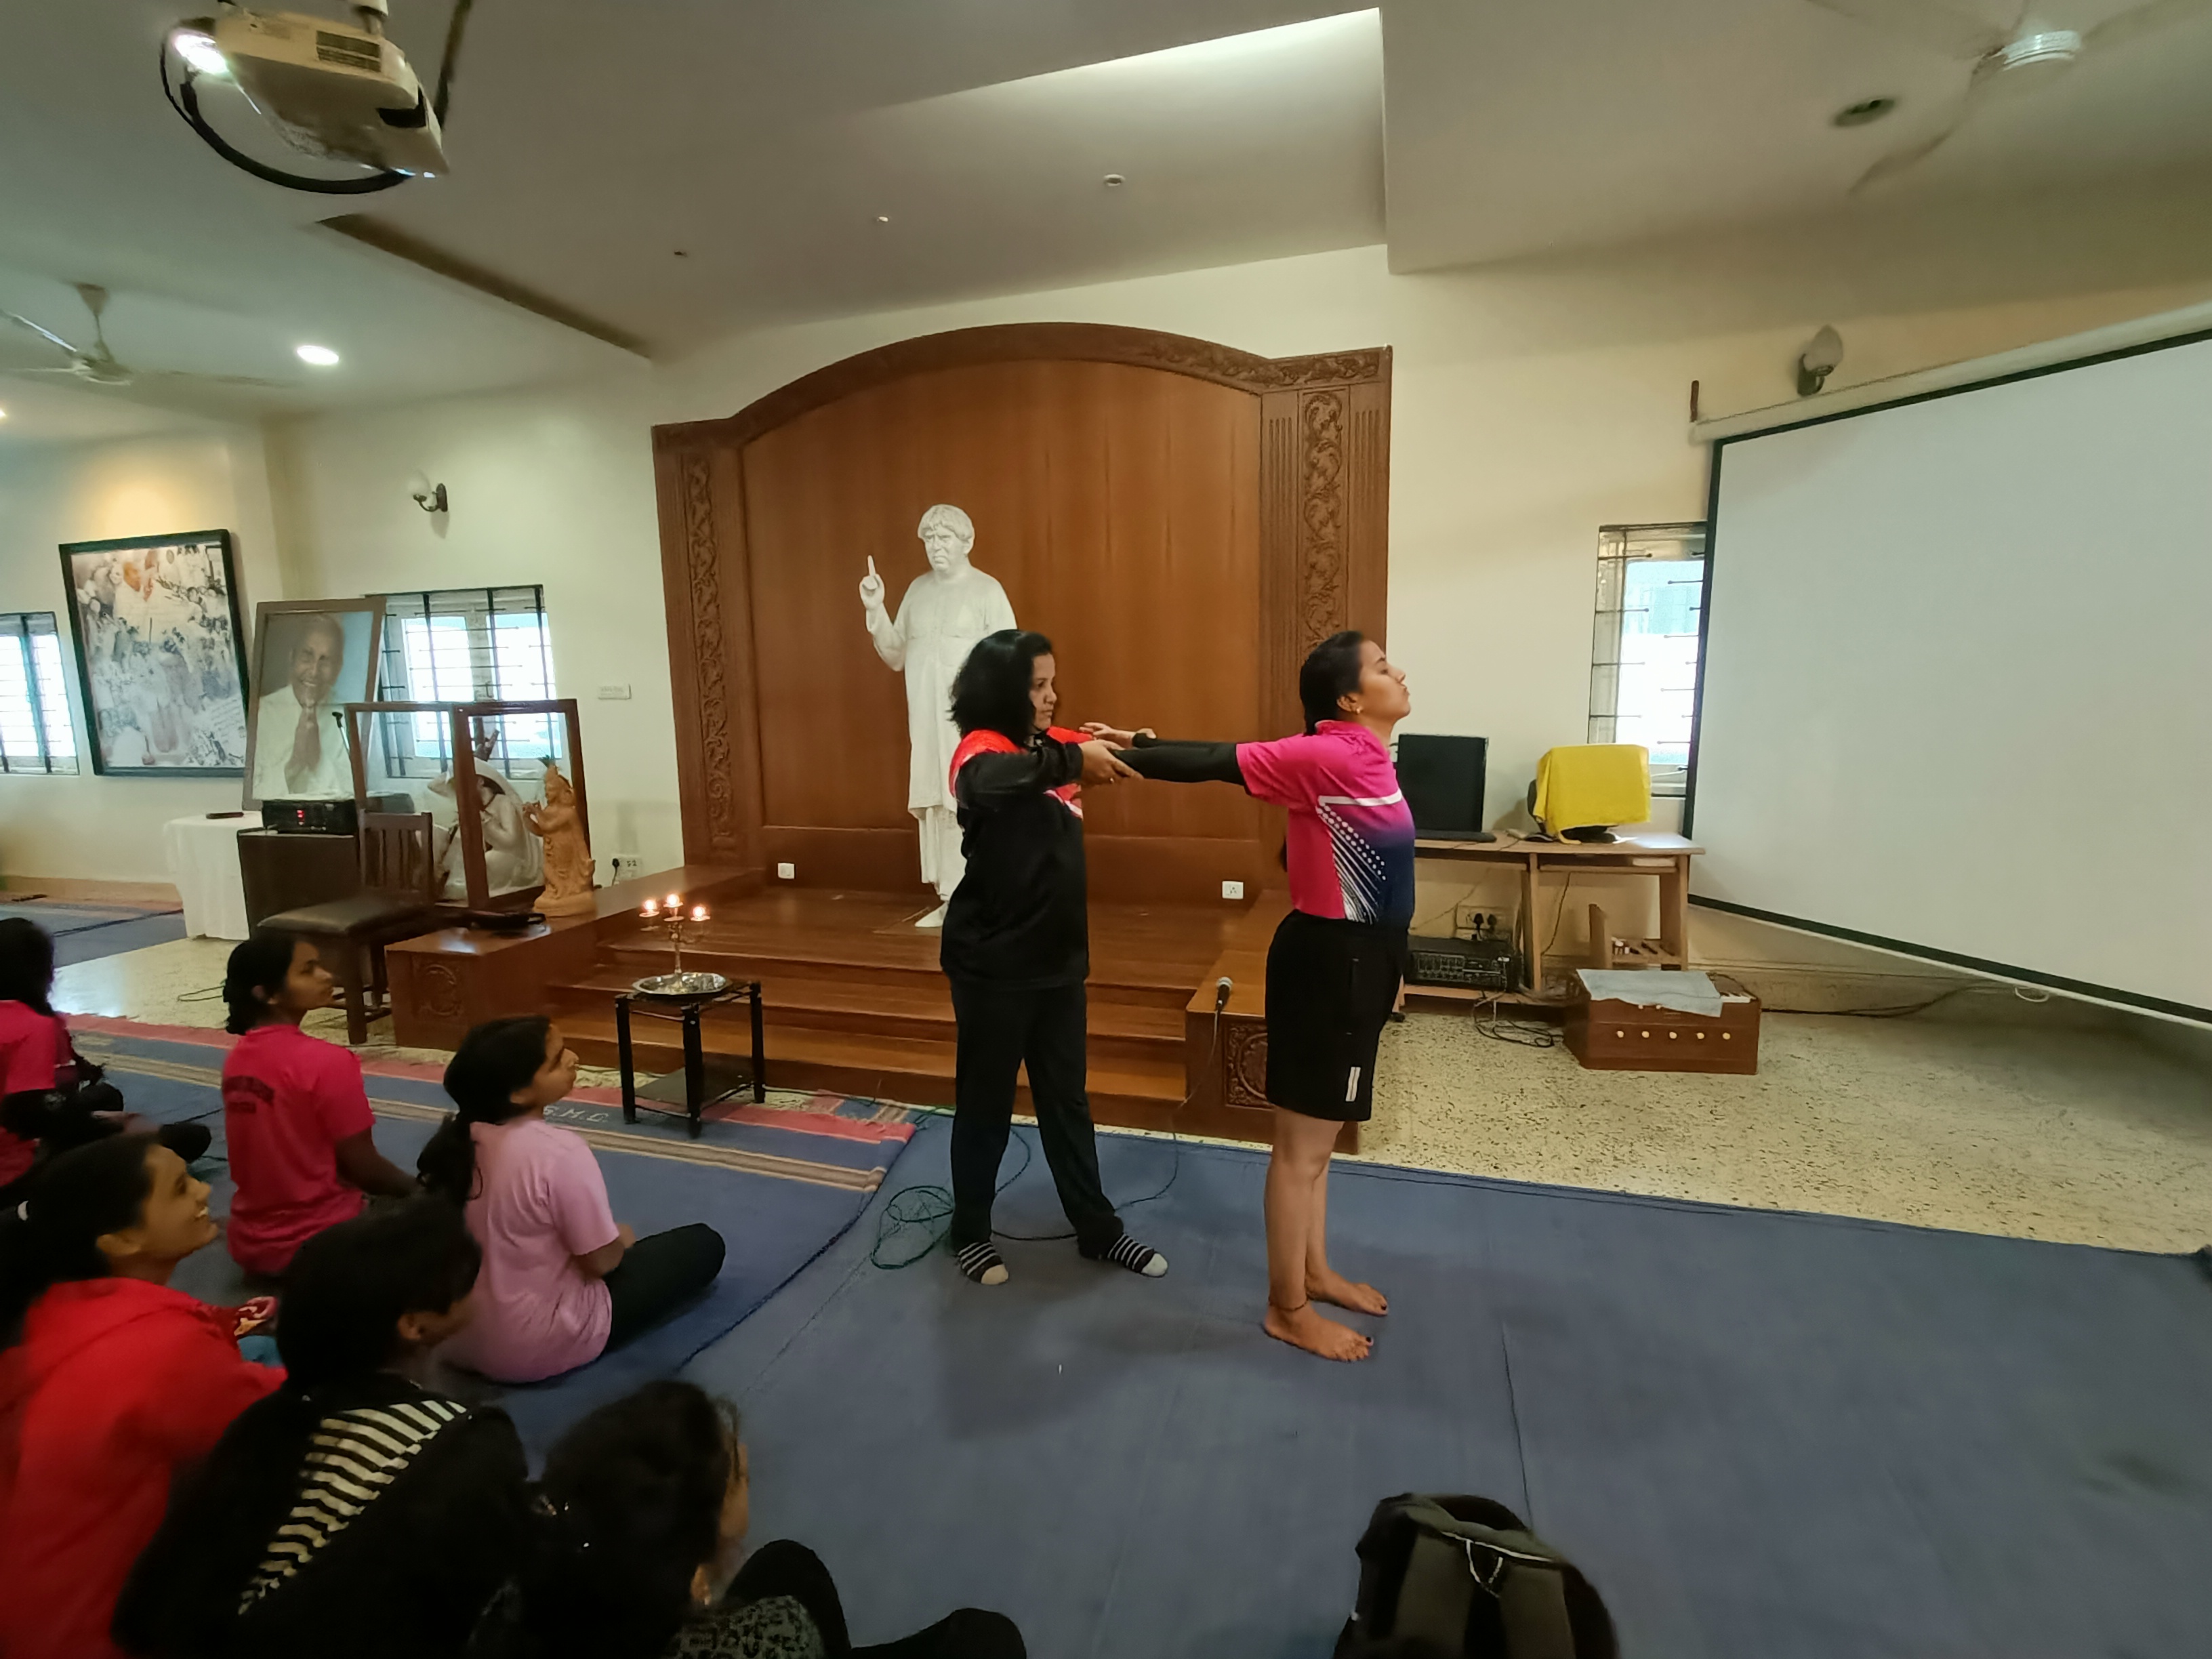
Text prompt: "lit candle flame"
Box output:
[[640, 897, 658, 917], [665, 893, 682, 912], [690, 904, 708, 922]]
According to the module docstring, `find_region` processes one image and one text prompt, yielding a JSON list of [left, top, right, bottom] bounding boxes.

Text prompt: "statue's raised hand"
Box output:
[[858, 556, 886, 611]]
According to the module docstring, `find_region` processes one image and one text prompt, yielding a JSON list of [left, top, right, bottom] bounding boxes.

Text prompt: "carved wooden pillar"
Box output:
[[653, 438, 764, 872], [1258, 356, 1392, 740]]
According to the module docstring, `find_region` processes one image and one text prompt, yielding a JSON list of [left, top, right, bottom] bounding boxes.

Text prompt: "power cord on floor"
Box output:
[[1757, 981, 2049, 1019], [1472, 994, 1561, 1048], [870, 994, 1227, 1270]]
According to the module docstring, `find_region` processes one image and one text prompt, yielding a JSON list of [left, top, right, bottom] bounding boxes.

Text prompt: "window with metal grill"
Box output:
[[372, 586, 556, 777], [1587, 523, 1707, 798], [0, 613, 80, 775]]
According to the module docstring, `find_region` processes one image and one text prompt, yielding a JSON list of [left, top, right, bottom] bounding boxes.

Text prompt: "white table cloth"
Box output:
[[163, 814, 251, 940]]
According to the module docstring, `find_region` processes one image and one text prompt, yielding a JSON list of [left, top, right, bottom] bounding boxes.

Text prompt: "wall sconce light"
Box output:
[[1796, 326, 1843, 397], [411, 481, 449, 514]]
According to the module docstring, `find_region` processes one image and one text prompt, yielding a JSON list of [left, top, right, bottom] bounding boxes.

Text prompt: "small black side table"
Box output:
[[615, 981, 766, 1139]]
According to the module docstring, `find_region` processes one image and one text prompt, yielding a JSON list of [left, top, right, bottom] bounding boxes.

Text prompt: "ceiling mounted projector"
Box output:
[[164, 0, 470, 194]]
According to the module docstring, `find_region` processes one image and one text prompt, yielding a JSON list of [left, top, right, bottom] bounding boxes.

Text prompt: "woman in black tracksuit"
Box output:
[[938, 630, 1168, 1288]]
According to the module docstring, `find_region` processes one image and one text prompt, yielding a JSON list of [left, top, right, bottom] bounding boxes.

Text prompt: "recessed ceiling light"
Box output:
[[1103, 173, 1126, 188], [295, 344, 340, 367], [876, 214, 891, 224], [173, 29, 228, 77], [1832, 96, 1898, 128]]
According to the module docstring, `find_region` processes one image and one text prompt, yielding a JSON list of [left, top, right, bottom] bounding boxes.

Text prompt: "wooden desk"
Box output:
[[1414, 831, 1701, 995]]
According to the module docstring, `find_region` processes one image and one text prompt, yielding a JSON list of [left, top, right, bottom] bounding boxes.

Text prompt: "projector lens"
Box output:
[[174, 30, 228, 77]]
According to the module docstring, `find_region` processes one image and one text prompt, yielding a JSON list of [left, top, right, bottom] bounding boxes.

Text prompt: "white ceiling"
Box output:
[[3, 0, 2209, 442], [1384, 0, 2212, 272]]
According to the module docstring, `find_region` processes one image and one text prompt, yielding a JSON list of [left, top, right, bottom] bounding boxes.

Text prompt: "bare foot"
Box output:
[[1263, 1301, 1373, 1361], [1307, 1268, 1387, 1317]]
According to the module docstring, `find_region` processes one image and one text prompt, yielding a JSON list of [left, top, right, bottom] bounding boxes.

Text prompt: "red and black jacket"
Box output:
[[941, 726, 1089, 987]]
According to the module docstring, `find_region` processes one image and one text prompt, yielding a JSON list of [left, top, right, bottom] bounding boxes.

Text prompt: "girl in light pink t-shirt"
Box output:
[[419, 1017, 724, 1383]]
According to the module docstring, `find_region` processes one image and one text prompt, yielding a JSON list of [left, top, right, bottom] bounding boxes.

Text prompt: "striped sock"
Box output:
[[954, 1241, 1008, 1286], [1090, 1234, 1168, 1278]]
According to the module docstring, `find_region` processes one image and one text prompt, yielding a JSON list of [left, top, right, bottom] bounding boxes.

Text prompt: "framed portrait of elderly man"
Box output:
[[58, 531, 252, 777], [242, 598, 384, 806]]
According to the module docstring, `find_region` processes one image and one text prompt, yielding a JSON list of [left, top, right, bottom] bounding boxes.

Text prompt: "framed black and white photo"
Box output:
[[58, 530, 251, 777], [243, 597, 384, 806]]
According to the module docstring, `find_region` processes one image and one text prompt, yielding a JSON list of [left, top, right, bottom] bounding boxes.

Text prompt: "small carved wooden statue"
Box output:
[[525, 758, 596, 916]]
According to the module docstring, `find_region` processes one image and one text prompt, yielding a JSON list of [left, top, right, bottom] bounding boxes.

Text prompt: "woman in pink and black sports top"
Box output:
[[1097, 631, 1414, 1362]]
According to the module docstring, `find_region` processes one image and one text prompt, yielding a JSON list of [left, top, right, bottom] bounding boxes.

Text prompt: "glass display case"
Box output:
[[345, 697, 589, 916]]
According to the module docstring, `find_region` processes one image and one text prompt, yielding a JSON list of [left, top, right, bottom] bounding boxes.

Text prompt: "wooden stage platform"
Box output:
[[387, 873, 1330, 1147]]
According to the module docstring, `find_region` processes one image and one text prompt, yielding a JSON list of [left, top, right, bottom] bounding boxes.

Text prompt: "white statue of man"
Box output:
[[859, 504, 1017, 927]]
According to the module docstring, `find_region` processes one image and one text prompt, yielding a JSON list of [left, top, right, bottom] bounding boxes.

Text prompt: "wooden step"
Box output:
[[550, 968, 1183, 1062], [556, 1010, 1189, 1119], [599, 930, 1199, 1009]]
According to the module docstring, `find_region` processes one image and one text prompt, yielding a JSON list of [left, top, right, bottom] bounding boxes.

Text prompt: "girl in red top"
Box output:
[[220, 935, 417, 1277], [0, 1132, 283, 1659], [0, 917, 211, 1200]]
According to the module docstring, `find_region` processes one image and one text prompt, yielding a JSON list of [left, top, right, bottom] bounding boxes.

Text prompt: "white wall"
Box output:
[[12, 185, 2212, 964], [268, 231, 2212, 924], [0, 426, 284, 883]]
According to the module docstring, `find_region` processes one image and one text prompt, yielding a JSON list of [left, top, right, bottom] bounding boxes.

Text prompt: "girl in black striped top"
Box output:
[[116, 1200, 528, 1659]]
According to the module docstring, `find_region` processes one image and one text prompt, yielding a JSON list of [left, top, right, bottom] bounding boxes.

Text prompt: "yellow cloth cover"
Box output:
[[1532, 745, 1650, 834]]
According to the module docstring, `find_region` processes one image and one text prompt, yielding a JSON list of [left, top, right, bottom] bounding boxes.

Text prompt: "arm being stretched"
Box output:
[[1111, 732, 1246, 787]]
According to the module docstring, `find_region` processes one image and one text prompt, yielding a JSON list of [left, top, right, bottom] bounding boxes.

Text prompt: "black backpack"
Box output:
[[1334, 1494, 1617, 1659]]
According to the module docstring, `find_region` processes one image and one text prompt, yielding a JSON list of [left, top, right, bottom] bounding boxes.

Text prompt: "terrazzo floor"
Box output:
[[56, 936, 2212, 1253]]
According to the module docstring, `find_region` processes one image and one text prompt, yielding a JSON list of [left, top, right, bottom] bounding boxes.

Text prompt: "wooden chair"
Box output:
[[261, 814, 443, 1045]]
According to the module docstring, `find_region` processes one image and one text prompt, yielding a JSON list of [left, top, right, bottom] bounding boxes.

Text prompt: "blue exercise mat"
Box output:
[[680, 1116, 2212, 1659], [1, 899, 188, 965]]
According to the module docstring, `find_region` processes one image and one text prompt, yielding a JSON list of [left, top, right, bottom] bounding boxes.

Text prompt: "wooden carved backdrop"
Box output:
[[652, 324, 1389, 903]]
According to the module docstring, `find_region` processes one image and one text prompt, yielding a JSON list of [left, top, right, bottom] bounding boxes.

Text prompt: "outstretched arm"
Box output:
[[954, 738, 1136, 808], [1108, 731, 1247, 787]]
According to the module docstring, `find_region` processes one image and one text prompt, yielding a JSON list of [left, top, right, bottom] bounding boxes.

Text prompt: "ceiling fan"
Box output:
[[1811, 0, 2212, 188], [1, 283, 285, 389]]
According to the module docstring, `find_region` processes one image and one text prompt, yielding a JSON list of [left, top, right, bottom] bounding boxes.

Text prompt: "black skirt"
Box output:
[[1264, 909, 1408, 1122]]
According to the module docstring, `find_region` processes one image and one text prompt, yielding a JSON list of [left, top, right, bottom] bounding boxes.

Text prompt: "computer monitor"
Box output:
[[1397, 734, 1489, 840]]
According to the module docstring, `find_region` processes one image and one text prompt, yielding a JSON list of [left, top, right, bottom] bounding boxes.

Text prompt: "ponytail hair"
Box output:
[[497, 1382, 739, 1659], [419, 1016, 553, 1204], [0, 918, 57, 1016], [1, 1133, 156, 1343], [1298, 630, 1368, 735], [222, 933, 300, 1036]]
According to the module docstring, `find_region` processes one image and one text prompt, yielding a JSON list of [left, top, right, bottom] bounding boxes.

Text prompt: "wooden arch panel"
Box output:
[[651, 323, 1389, 901]]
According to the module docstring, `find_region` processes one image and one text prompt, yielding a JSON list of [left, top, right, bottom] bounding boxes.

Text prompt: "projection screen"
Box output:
[[1685, 331, 2212, 1022]]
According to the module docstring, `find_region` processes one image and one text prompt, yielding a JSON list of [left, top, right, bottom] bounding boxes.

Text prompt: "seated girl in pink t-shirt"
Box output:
[[219, 935, 418, 1277], [419, 1017, 725, 1383]]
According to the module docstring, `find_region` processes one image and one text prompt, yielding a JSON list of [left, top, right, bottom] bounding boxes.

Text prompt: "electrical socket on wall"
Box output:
[[609, 855, 643, 882], [777, 863, 796, 880], [1221, 880, 1245, 901]]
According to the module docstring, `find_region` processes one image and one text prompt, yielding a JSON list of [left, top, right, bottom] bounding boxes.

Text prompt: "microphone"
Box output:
[[1214, 976, 1233, 1012]]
